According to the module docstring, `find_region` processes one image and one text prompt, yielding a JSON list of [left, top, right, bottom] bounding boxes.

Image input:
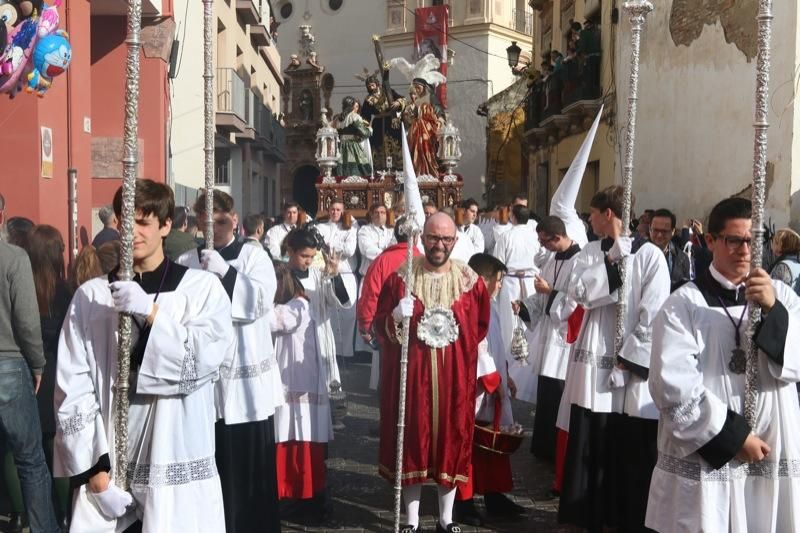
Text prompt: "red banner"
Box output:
[[415, 5, 448, 108]]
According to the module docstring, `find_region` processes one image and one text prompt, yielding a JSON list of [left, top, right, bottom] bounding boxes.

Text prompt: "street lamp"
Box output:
[[506, 40, 521, 69]]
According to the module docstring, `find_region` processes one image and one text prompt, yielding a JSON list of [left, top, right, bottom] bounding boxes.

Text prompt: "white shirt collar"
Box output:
[[709, 263, 745, 290]]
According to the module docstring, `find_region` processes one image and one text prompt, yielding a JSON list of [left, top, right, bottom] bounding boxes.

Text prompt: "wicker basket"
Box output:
[[473, 397, 524, 455]]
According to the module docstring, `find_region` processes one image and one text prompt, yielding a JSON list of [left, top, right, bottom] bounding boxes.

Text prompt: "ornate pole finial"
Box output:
[[743, 0, 774, 427], [115, 0, 144, 490], [614, 0, 653, 362], [203, 0, 215, 250]]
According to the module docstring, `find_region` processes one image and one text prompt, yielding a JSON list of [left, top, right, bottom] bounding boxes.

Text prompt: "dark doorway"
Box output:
[[292, 165, 320, 216]]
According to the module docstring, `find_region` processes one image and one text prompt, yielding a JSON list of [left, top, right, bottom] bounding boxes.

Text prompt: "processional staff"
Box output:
[[115, 0, 143, 490], [743, 0, 774, 427], [392, 124, 424, 533], [203, 0, 216, 248], [614, 0, 653, 367]]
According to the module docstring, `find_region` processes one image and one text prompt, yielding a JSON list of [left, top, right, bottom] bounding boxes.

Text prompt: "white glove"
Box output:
[[200, 249, 230, 278], [608, 236, 633, 263], [109, 281, 153, 319], [89, 483, 135, 519], [607, 366, 630, 389], [392, 296, 415, 322]]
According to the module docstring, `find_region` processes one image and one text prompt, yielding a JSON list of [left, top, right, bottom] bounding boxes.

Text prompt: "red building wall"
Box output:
[[0, 2, 171, 254]]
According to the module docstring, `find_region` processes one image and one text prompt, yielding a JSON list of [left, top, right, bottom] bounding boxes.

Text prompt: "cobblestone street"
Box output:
[[283, 357, 572, 533]]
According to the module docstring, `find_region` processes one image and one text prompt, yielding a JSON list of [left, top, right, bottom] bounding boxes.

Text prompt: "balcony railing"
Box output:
[[246, 90, 256, 130], [525, 38, 603, 134], [217, 68, 247, 122], [512, 9, 533, 36]]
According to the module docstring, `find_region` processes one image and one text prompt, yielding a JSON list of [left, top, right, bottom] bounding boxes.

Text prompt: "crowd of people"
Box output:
[[1, 182, 800, 533]]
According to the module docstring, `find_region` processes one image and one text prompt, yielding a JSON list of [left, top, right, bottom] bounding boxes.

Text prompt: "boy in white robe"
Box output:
[[316, 200, 359, 357], [280, 226, 352, 522], [54, 180, 235, 533], [356, 204, 394, 355], [558, 186, 670, 532], [454, 254, 527, 526], [459, 198, 485, 254], [270, 261, 333, 511], [517, 216, 582, 469], [646, 198, 800, 533], [177, 189, 282, 533], [494, 205, 548, 403]]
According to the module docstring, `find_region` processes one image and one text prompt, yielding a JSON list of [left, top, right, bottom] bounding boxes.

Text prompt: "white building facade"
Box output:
[[171, 0, 285, 215]]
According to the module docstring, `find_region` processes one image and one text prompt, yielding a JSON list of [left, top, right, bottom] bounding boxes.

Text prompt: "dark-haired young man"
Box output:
[[519, 216, 582, 473], [648, 208, 690, 291], [177, 189, 282, 533], [265, 202, 300, 259], [558, 185, 670, 532], [283, 226, 351, 522], [460, 198, 485, 255], [646, 198, 800, 533], [54, 180, 235, 532]]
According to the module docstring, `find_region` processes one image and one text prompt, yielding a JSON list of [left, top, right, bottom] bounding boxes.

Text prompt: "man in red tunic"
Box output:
[[375, 212, 490, 533]]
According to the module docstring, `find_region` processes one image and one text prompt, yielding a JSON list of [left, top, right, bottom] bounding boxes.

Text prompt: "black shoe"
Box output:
[[7, 512, 24, 533], [453, 498, 484, 526], [435, 522, 463, 533], [400, 525, 423, 533], [484, 492, 527, 517]]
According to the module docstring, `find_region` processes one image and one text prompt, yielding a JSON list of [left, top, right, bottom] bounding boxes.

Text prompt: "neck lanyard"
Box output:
[[716, 292, 748, 374], [553, 258, 566, 286], [716, 295, 747, 348]]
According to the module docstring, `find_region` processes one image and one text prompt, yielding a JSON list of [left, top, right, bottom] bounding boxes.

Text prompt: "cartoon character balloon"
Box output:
[[0, 0, 70, 97], [26, 29, 68, 96]]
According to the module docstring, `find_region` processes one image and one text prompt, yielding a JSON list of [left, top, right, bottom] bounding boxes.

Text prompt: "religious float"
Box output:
[[282, 26, 464, 219]]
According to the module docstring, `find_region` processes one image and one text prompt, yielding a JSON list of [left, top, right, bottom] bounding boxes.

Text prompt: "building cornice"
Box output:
[[382, 22, 533, 48]]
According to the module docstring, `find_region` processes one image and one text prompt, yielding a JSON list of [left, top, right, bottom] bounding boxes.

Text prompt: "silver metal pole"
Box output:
[[203, 0, 215, 249], [744, 0, 774, 427], [115, 0, 143, 490], [68, 168, 78, 262], [615, 0, 653, 362], [393, 211, 421, 533]]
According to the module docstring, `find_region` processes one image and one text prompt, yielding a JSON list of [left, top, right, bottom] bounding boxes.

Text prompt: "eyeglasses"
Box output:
[[423, 234, 456, 246], [716, 234, 752, 250], [538, 235, 557, 245]]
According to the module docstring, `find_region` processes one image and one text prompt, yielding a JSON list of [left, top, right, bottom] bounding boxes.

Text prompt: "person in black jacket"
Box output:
[[5, 225, 73, 531], [649, 209, 691, 292]]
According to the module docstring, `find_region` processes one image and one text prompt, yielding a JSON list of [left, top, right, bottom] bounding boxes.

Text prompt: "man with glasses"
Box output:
[[646, 197, 800, 533], [516, 216, 583, 485], [375, 212, 490, 533], [649, 208, 691, 292]]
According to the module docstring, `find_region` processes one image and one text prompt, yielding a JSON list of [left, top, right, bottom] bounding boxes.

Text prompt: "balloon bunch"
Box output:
[[0, 0, 71, 98]]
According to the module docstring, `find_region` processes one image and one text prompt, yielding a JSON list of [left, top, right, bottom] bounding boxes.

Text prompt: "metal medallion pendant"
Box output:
[[729, 348, 747, 374], [417, 306, 459, 349]]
